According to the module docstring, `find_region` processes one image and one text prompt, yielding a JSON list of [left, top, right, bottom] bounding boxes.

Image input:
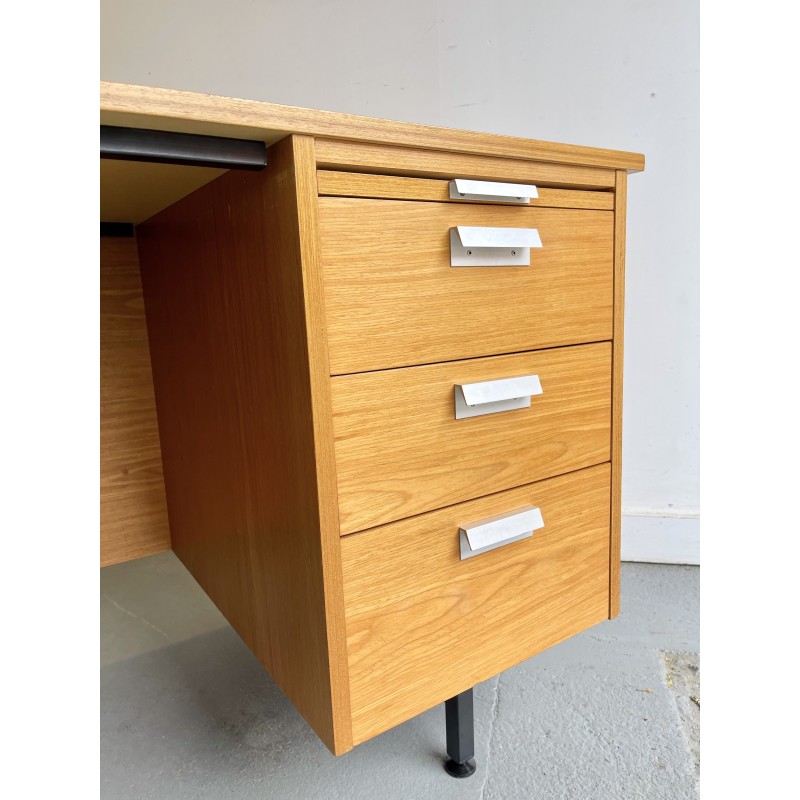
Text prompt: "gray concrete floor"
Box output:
[[101, 555, 699, 800]]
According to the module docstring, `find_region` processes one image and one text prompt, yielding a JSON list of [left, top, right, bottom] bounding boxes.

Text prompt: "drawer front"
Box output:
[[319, 198, 614, 374], [332, 342, 611, 534], [342, 464, 611, 745], [317, 171, 616, 210]]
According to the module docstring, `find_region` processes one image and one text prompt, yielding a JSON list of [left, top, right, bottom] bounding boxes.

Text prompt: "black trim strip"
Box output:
[[100, 222, 135, 237], [100, 126, 267, 170]]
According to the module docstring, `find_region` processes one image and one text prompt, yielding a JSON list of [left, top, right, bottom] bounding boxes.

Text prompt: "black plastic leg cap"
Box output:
[[444, 758, 477, 778]]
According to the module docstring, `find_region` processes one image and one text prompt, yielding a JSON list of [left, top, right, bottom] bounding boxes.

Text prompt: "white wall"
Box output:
[[101, 0, 699, 562]]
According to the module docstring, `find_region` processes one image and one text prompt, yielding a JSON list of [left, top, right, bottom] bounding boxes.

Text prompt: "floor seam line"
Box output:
[[479, 675, 502, 800], [101, 594, 173, 641]]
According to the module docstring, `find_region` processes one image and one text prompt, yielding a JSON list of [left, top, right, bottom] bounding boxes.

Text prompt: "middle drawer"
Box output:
[[332, 342, 611, 534]]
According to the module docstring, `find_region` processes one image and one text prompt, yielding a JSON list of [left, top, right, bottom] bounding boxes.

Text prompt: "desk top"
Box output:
[[100, 82, 643, 223], [101, 82, 644, 171]]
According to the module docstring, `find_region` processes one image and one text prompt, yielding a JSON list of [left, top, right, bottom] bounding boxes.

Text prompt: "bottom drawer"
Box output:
[[341, 463, 611, 745]]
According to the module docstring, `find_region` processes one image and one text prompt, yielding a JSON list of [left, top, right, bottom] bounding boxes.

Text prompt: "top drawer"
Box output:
[[318, 197, 614, 374]]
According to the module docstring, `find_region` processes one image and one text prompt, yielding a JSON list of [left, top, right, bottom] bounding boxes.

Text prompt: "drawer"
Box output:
[[317, 171, 616, 210], [342, 463, 611, 745], [318, 197, 614, 374], [332, 342, 611, 534]]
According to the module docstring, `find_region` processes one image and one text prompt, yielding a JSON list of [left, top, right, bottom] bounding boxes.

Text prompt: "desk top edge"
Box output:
[[100, 82, 645, 173]]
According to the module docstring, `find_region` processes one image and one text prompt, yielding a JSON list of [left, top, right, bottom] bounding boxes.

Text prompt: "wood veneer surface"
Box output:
[[100, 236, 170, 566], [342, 464, 611, 743], [136, 136, 352, 754], [319, 198, 614, 374], [333, 343, 612, 534], [101, 81, 644, 171]]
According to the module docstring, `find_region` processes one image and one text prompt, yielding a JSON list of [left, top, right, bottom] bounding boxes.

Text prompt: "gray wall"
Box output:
[[102, 0, 699, 546]]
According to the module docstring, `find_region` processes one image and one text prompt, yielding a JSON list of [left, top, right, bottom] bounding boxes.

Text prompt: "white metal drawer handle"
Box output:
[[449, 178, 539, 204], [450, 225, 543, 267], [454, 374, 542, 419], [459, 506, 545, 560]]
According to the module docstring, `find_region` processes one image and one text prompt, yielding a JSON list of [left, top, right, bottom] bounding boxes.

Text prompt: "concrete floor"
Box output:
[[101, 555, 699, 800]]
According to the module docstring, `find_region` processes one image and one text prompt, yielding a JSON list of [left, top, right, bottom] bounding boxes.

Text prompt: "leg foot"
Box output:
[[444, 756, 477, 778], [444, 688, 476, 778]]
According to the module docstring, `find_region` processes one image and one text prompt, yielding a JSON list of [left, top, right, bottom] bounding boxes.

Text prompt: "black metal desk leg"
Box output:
[[444, 688, 477, 778]]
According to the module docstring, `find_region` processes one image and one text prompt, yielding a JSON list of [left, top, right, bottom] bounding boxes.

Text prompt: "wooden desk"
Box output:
[[100, 82, 643, 771]]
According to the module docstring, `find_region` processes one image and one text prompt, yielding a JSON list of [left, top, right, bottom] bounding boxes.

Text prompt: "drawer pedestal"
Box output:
[[100, 83, 641, 771]]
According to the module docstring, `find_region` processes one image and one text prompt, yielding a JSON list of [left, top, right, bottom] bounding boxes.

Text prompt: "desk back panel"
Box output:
[[100, 236, 170, 566]]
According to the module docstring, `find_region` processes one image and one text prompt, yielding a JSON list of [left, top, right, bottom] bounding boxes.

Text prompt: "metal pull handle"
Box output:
[[449, 179, 539, 204], [450, 226, 543, 267], [459, 506, 545, 560], [455, 374, 542, 419]]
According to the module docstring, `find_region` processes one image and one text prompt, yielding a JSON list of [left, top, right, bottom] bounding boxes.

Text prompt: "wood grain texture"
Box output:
[[315, 140, 616, 189], [317, 170, 614, 209], [136, 136, 352, 755], [333, 343, 612, 534], [319, 198, 614, 374], [291, 137, 354, 752], [342, 463, 611, 744], [100, 236, 170, 567], [610, 171, 627, 619], [101, 81, 645, 171], [101, 160, 224, 224]]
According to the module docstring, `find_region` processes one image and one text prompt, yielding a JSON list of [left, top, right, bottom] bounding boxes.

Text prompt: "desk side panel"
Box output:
[[137, 135, 352, 754], [100, 236, 170, 566], [610, 170, 627, 618]]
